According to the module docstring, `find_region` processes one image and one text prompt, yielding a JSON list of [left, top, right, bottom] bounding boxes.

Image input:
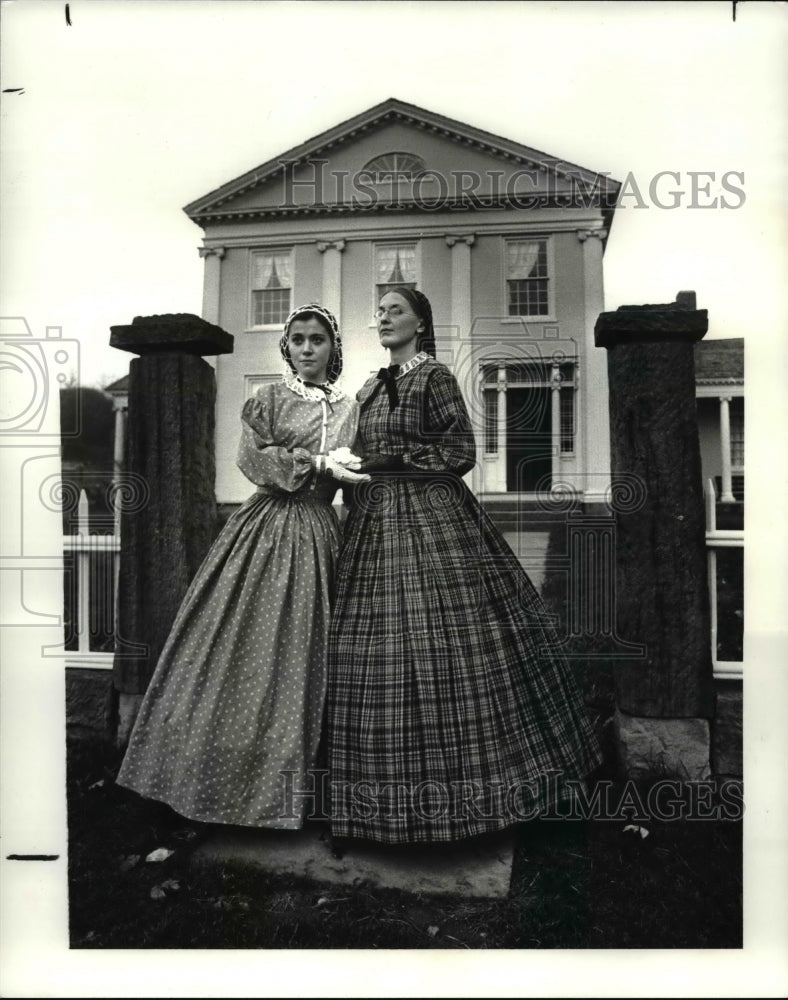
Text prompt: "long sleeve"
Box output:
[[404, 367, 476, 476], [236, 390, 314, 492]]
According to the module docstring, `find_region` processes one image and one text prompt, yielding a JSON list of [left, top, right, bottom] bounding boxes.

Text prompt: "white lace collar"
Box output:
[[396, 352, 429, 378], [283, 369, 345, 403]]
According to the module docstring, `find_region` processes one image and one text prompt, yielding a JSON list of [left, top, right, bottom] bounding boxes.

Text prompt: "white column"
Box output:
[[550, 363, 562, 486], [111, 400, 127, 537], [445, 234, 477, 490], [316, 239, 346, 323], [199, 246, 225, 373], [719, 395, 735, 502], [496, 365, 507, 492], [199, 246, 225, 325], [577, 229, 610, 504]]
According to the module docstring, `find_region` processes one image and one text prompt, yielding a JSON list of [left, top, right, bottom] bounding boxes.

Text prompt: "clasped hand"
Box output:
[[321, 448, 370, 484]]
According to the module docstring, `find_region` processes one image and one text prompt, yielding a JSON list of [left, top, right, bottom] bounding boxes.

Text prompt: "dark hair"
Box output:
[[286, 309, 333, 338], [382, 286, 436, 358], [279, 303, 343, 383]]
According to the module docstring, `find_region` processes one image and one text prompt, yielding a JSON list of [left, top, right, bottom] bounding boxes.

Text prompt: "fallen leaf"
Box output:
[[119, 854, 140, 872], [160, 879, 180, 892], [145, 847, 175, 863], [622, 824, 650, 839], [150, 885, 167, 900], [426, 925, 439, 937], [316, 897, 329, 907], [88, 779, 105, 791]]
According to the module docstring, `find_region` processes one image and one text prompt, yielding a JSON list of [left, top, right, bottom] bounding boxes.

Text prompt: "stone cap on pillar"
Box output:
[[594, 292, 708, 348], [110, 313, 234, 356]]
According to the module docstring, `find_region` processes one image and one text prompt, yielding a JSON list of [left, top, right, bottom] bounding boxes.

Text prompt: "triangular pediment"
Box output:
[[183, 98, 619, 224]]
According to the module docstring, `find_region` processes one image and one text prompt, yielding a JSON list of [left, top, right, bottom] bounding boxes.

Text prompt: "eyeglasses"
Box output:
[[374, 305, 413, 320]]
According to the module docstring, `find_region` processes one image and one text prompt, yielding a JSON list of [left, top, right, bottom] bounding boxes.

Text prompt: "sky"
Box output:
[[2, 2, 788, 996], [1, 0, 786, 388]]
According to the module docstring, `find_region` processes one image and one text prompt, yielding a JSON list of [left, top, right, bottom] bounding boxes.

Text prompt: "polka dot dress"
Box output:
[[116, 381, 359, 828]]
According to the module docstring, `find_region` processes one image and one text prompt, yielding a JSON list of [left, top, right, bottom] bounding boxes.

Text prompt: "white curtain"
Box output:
[[376, 245, 416, 284], [506, 241, 540, 279], [253, 251, 292, 289]]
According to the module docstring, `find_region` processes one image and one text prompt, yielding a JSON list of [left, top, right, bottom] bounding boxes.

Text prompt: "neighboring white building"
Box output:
[[694, 338, 744, 504], [183, 98, 621, 511]]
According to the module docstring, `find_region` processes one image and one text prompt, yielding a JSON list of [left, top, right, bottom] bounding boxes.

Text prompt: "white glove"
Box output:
[[327, 447, 364, 470], [314, 455, 370, 485]]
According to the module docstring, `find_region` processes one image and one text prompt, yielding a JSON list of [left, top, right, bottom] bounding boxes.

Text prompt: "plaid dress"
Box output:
[[327, 358, 602, 843]]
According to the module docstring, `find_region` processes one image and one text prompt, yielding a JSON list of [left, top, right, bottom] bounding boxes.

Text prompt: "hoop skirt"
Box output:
[[327, 358, 602, 843], [116, 382, 358, 828]]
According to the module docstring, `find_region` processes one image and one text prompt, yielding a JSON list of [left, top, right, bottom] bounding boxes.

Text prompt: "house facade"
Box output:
[[183, 99, 621, 512]]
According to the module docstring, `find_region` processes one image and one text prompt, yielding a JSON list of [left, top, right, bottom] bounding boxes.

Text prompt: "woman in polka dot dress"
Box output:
[[116, 305, 368, 828]]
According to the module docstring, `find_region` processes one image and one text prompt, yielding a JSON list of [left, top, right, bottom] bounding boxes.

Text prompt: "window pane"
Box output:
[[363, 152, 426, 181], [484, 391, 498, 453], [253, 288, 291, 326], [251, 251, 292, 324], [506, 240, 548, 316], [376, 244, 417, 285], [506, 241, 546, 278], [508, 279, 549, 316]]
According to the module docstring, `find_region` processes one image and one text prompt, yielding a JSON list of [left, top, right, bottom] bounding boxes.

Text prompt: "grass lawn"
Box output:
[[67, 738, 742, 950]]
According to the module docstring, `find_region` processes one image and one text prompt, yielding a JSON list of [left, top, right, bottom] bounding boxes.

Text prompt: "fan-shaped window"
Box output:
[[362, 152, 426, 182]]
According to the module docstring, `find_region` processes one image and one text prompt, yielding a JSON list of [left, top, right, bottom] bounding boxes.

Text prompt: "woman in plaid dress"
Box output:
[[327, 288, 602, 844]]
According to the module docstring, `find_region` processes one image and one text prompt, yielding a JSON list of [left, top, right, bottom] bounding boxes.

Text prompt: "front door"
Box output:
[[505, 386, 552, 492]]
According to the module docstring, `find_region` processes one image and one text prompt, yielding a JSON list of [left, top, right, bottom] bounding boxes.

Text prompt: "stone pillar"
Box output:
[[109, 313, 233, 742], [199, 246, 225, 327], [316, 239, 346, 322], [445, 234, 477, 489], [577, 229, 610, 506], [718, 395, 735, 502], [594, 291, 716, 780]]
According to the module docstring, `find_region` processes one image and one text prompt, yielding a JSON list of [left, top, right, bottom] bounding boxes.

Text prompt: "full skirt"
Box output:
[[327, 475, 602, 843], [116, 489, 339, 828]]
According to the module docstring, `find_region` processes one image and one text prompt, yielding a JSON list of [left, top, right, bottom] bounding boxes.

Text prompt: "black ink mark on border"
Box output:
[[65, 4, 72, 26], [6, 854, 60, 861]]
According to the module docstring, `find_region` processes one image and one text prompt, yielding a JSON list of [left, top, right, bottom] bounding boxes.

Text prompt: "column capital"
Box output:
[[576, 228, 608, 243], [550, 364, 563, 391], [198, 246, 226, 259], [718, 394, 733, 404], [445, 233, 476, 248], [316, 239, 346, 253]]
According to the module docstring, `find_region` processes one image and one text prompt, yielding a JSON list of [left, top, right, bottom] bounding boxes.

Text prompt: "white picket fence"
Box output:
[[63, 489, 119, 670], [63, 480, 743, 680]]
